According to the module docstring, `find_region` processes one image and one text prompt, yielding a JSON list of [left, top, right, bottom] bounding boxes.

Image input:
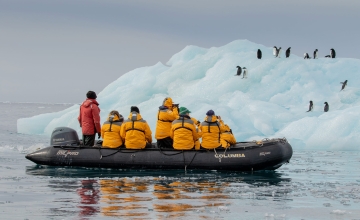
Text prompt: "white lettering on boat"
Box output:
[[215, 153, 245, 159], [53, 138, 65, 142], [259, 152, 271, 156], [56, 150, 79, 157]]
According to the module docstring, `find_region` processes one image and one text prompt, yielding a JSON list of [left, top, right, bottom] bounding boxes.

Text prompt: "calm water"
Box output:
[[0, 102, 359, 220]]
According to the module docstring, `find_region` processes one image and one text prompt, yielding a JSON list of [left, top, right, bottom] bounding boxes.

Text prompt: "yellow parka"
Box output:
[[170, 115, 198, 150], [120, 112, 152, 149], [155, 97, 179, 140], [199, 116, 227, 149], [191, 117, 202, 150], [101, 114, 123, 148], [190, 117, 202, 137], [220, 124, 237, 148]]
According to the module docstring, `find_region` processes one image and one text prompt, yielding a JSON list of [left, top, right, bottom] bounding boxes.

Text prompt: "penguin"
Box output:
[[257, 49, 262, 59], [304, 53, 310, 59], [325, 55, 331, 58], [306, 100, 313, 112], [313, 49, 318, 59], [330, 48, 336, 58], [340, 80, 348, 91], [324, 102, 329, 112], [242, 67, 248, 79], [236, 66, 242, 76], [273, 46, 278, 57], [285, 47, 291, 58], [276, 47, 282, 58]]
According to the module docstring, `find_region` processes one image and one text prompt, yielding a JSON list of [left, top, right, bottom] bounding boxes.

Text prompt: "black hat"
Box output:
[[130, 106, 140, 113], [86, 91, 97, 99], [206, 109, 215, 116]]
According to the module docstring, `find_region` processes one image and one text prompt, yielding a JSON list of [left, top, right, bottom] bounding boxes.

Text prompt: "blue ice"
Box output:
[[17, 40, 360, 151]]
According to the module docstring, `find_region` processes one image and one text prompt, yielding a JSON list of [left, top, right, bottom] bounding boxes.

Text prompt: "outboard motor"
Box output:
[[50, 127, 80, 146]]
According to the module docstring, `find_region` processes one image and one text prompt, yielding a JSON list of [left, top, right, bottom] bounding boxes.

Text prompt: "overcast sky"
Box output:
[[1, 0, 360, 103]]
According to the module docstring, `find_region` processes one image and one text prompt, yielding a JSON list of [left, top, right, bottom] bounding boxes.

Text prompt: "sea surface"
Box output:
[[0, 102, 359, 220]]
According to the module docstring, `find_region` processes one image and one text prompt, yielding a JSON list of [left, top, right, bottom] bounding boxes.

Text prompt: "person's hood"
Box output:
[[162, 97, 173, 108], [82, 99, 99, 107], [127, 112, 143, 121], [107, 113, 122, 122]]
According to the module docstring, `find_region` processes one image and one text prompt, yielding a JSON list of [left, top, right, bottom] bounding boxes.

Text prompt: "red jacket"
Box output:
[[78, 99, 101, 135]]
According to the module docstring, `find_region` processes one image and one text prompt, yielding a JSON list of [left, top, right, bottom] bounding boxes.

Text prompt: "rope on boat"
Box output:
[[213, 147, 227, 163], [98, 146, 122, 159], [183, 151, 197, 172], [158, 147, 184, 156], [279, 137, 288, 144]]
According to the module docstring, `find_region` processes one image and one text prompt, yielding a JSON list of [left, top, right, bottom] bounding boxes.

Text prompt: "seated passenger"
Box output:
[[101, 110, 124, 148], [179, 106, 202, 150], [155, 97, 179, 148], [170, 111, 198, 150], [120, 106, 152, 149], [220, 124, 237, 148], [199, 110, 227, 149]]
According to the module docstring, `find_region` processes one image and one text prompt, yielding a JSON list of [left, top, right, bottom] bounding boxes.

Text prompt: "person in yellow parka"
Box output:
[[178, 107, 202, 150], [155, 97, 179, 148], [170, 109, 199, 150], [101, 110, 124, 148], [199, 110, 227, 149], [120, 106, 152, 149], [220, 124, 237, 148]]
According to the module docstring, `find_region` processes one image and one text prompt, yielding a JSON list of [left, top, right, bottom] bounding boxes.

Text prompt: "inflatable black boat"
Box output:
[[25, 127, 293, 171]]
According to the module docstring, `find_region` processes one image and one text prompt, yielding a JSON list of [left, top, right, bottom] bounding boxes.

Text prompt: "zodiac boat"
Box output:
[[25, 127, 293, 171]]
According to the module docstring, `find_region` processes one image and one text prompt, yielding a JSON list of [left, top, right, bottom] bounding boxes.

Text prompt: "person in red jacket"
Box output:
[[78, 91, 101, 146]]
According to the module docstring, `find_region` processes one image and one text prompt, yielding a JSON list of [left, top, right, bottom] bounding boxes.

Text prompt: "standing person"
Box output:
[[78, 91, 101, 146], [200, 110, 227, 149], [120, 106, 152, 149], [220, 124, 237, 148], [170, 110, 198, 150], [155, 97, 179, 148], [101, 110, 124, 148], [178, 107, 202, 150]]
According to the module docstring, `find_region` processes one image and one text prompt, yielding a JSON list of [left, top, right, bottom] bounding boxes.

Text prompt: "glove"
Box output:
[[98, 132, 101, 139]]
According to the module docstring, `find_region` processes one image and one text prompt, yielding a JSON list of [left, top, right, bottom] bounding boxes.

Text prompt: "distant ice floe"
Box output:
[[17, 40, 360, 151]]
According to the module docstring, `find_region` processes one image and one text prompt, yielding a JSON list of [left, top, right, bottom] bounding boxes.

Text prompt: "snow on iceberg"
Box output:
[[17, 40, 360, 151]]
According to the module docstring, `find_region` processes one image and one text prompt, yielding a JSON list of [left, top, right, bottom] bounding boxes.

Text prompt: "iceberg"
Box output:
[[17, 40, 360, 151]]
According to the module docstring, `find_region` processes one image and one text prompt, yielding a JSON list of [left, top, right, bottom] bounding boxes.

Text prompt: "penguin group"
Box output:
[[236, 47, 338, 78], [306, 100, 331, 112], [305, 79, 348, 113], [267, 48, 336, 59], [235, 46, 340, 102], [235, 66, 248, 79]]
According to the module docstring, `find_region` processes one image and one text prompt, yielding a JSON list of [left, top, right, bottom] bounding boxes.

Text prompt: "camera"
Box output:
[[173, 104, 179, 107]]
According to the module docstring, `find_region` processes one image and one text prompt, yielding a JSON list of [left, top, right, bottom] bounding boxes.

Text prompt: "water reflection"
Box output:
[[26, 165, 289, 186], [77, 180, 100, 217], [27, 166, 291, 218]]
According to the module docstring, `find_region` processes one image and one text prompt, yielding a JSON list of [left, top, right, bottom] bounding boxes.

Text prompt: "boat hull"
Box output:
[[25, 139, 292, 171]]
